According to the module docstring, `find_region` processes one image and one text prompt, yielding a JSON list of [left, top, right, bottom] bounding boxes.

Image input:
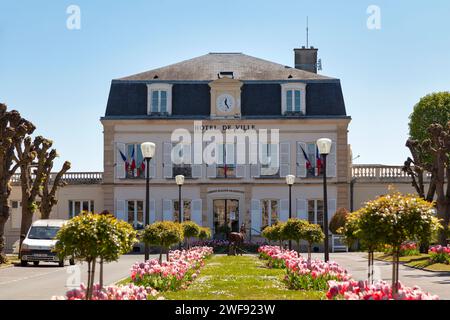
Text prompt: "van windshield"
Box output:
[[27, 226, 60, 240]]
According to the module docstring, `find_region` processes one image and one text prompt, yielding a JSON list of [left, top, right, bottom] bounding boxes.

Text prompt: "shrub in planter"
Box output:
[[182, 221, 200, 248], [329, 208, 349, 235]]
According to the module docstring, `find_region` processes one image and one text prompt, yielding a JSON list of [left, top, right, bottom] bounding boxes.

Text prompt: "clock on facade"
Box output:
[[216, 93, 235, 113]]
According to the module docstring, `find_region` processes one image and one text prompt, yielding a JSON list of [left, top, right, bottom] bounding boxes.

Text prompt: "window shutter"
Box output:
[[207, 164, 217, 178], [163, 199, 173, 221], [115, 143, 126, 179], [296, 142, 307, 178], [115, 200, 126, 221], [149, 199, 156, 224], [191, 199, 202, 226], [249, 141, 260, 178], [163, 142, 173, 178], [326, 141, 337, 177], [225, 143, 235, 165], [296, 199, 308, 220], [250, 199, 261, 235], [279, 142, 291, 177], [279, 199, 289, 222]]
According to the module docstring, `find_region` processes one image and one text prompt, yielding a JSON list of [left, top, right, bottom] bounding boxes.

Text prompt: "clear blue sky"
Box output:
[[1, 0, 449, 171]]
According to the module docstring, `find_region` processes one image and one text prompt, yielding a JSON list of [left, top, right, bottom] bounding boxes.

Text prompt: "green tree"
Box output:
[[329, 208, 349, 235], [261, 222, 286, 249], [143, 221, 184, 263], [55, 213, 137, 299], [281, 218, 308, 253], [349, 192, 440, 293], [198, 227, 211, 241], [182, 221, 200, 249], [301, 223, 325, 262], [404, 92, 450, 244]]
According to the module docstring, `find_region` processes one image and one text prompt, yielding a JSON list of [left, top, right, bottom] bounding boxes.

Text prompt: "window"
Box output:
[[260, 144, 279, 177], [308, 199, 324, 228], [173, 200, 191, 222], [147, 84, 173, 115], [298, 142, 324, 178], [261, 200, 279, 228], [126, 144, 146, 179], [281, 83, 306, 115], [11, 201, 19, 209], [286, 90, 301, 112], [69, 200, 94, 218], [151, 90, 167, 113], [127, 200, 144, 229], [217, 144, 236, 178]]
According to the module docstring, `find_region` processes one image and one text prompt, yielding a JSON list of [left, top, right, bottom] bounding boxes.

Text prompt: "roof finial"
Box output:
[[306, 16, 309, 48]]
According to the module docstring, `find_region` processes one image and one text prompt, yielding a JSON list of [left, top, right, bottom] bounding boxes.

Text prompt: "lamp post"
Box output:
[[286, 174, 295, 250], [316, 138, 332, 262], [175, 174, 185, 250], [141, 142, 156, 261]]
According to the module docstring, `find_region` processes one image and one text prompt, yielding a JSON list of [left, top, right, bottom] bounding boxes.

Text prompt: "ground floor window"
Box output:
[[308, 199, 324, 227], [261, 199, 279, 227], [69, 200, 94, 218], [127, 200, 144, 229], [173, 199, 191, 222]]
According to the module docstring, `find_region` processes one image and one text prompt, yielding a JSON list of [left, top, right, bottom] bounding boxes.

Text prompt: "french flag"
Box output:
[[316, 146, 323, 176], [130, 147, 136, 171], [300, 145, 312, 170], [119, 149, 129, 173]]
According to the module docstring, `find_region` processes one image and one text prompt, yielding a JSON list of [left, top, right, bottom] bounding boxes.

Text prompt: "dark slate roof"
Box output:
[[120, 53, 332, 81], [103, 52, 347, 119], [104, 81, 347, 118]]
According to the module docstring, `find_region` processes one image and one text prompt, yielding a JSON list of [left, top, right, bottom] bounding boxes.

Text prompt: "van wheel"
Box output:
[[69, 258, 75, 266], [58, 260, 64, 267], [33, 261, 39, 266], [20, 260, 28, 267]]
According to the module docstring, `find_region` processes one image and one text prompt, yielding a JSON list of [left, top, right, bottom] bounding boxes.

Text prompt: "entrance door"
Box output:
[[213, 199, 239, 235]]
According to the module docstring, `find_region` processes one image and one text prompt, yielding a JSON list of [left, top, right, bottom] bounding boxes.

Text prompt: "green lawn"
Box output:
[[375, 253, 450, 272], [162, 255, 325, 300]]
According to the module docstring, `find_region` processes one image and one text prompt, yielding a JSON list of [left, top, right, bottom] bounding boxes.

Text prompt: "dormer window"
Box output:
[[147, 83, 173, 115], [281, 83, 306, 115]]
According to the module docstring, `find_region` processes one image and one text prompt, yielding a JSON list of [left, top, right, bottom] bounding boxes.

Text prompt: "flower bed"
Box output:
[[326, 280, 439, 300], [258, 245, 351, 290], [429, 245, 450, 264], [383, 242, 420, 257], [130, 246, 213, 291], [53, 283, 159, 300], [258, 245, 299, 269], [192, 239, 264, 253]]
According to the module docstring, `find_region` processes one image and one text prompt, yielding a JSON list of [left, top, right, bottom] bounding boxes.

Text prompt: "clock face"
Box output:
[[216, 94, 235, 113]]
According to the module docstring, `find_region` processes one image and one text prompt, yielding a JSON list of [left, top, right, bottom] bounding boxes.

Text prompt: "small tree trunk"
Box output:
[[87, 259, 96, 300], [166, 247, 169, 262], [99, 257, 104, 289], [159, 247, 163, 263], [19, 205, 34, 249], [392, 247, 400, 295], [86, 260, 91, 301]]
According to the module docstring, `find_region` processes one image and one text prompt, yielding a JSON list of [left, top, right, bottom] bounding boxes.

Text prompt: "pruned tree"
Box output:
[[39, 159, 71, 219], [15, 136, 71, 246], [0, 104, 35, 263], [403, 92, 450, 245], [404, 124, 450, 245]]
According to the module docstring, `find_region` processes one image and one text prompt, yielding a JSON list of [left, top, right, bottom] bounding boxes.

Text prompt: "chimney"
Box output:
[[294, 46, 318, 73]]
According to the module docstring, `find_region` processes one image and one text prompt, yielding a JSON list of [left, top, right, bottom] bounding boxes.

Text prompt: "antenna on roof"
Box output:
[[306, 16, 309, 48]]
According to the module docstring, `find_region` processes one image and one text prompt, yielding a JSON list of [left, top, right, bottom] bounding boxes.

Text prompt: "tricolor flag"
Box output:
[[119, 149, 129, 173], [130, 147, 136, 171], [316, 146, 323, 176], [299, 145, 312, 170]]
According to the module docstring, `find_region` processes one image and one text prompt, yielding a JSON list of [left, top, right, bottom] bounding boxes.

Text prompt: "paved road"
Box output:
[[0, 254, 156, 300], [311, 252, 450, 299]]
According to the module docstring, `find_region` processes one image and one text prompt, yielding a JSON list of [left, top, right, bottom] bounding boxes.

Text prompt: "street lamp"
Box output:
[[316, 138, 332, 262], [141, 142, 156, 261], [286, 174, 295, 250], [175, 174, 185, 249]]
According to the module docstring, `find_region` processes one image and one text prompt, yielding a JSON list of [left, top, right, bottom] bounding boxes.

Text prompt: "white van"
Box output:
[[20, 219, 75, 267]]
